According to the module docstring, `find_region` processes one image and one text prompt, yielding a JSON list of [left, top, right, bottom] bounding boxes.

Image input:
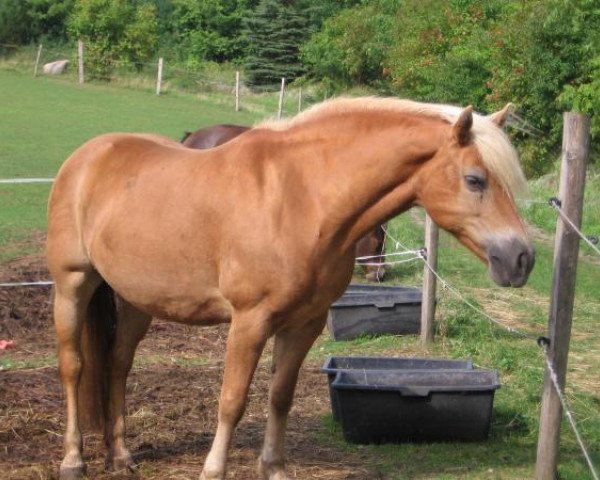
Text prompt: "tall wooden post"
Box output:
[[535, 113, 590, 480], [33, 44, 43, 77], [421, 214, 439, 344], [235, 71, 240, 112], [77, 40, 84, 84], [277, 77, 286, 119], [156, 57, 164, 95], [298, 87, 302, 112]]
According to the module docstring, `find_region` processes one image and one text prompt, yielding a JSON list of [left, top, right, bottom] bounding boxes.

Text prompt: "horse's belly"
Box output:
[[115, 279, 233, 325], [89, 240, 232, 324], [129, 288, 233, 325]]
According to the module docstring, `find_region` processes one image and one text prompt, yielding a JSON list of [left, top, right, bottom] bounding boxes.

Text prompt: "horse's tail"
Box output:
[[78, 281, 117, 432]]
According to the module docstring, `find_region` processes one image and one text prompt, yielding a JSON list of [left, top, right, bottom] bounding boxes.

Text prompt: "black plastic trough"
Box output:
[[327, 284, 423, 340], [321, 356, 474, 422], [331, 369, 500, 444]]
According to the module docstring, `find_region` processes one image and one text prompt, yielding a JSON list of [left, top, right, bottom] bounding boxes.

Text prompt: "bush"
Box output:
[[0, 1, 31, 45], [67, 0, 157, 79], [301, 3, 396, 87], [166, 0, 251, 64]]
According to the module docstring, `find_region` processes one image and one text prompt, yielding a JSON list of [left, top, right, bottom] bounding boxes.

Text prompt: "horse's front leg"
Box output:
[[104, 299, 151, 473], [258, 313, 328, 480], [200, 310, 270, 480]]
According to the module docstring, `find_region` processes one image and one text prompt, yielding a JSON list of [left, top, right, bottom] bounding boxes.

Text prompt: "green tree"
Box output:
[[387, 0, 507, 109], [555, 0, 600, 156], [488, 0, 599, 174], [167, 0, 251, 65], [67, 0, 157, 78], [301, 1, 398, 87], [244, 0, 310, 88], [117, 3, 158, 69], [0, 0, 31, 44], [27, 0, 74, 41], [0, 0, 74, 44]]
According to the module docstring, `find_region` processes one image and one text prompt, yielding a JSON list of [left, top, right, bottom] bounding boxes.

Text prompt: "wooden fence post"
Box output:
[[33, 44, 43, 77], [235, 71, 240, 112], [298, 87, 302, 113], [77, 40, 84, 84], [421, 214, 439, 344], [156, 57, 164, 95], [277, 77, 286, 119], [535, 113, 590, 480]]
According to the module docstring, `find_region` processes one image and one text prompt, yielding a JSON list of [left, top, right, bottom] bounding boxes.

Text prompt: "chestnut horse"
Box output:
[[182, 123, 388, 281], [47, 97, 534, 480]]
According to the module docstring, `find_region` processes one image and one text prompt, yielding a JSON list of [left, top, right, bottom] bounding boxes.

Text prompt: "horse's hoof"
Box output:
[[258, 458, 289, 480], [106, 454, 137, 474], [59, 464, 86, 480], [199, 470, 225, 480], [268, 473, 289, 480], [365, 271, 385, 282]]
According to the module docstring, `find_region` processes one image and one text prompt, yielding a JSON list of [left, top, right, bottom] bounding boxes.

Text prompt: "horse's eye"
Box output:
[[464, 175, 486, 192]]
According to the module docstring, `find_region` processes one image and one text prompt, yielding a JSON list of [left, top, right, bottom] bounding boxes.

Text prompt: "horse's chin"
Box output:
[[488, 267, 528, 288]]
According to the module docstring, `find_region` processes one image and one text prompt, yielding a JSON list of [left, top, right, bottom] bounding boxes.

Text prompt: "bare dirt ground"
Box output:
[[0, 255, 378, 480]]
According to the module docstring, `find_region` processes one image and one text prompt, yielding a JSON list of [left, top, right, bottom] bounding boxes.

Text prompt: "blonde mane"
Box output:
[[257, 97, 526, 197]]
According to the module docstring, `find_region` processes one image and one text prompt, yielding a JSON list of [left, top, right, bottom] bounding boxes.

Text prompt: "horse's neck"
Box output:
[[283, 114, 447, 249]]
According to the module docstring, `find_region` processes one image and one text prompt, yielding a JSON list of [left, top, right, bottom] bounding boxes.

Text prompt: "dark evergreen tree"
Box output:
[[244, 0, 310, 88], [0, 0, 33, 44]]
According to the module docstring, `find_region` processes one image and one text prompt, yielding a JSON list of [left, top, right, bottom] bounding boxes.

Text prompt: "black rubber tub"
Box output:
[[321, 356, 474, 422], [331, 369, 500, 444], [327, 284, 423, 340]]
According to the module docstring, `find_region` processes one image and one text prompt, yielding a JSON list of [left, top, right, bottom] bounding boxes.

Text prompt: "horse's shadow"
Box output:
[[133, 431, 214, 462]]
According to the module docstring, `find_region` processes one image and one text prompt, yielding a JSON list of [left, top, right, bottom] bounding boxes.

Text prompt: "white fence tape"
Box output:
[[0, 178, 54, 184]]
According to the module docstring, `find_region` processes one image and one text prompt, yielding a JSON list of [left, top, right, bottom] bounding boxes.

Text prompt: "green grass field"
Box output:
[[0, 68, 272, 259], [1, 68, 598, 479]]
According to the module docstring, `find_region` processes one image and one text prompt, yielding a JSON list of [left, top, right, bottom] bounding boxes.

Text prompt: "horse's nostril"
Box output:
[[517, 251, 527, 271], [516, 248, 535, 277]]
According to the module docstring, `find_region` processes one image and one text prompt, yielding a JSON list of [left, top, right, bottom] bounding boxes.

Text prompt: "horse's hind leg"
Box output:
[[104, 299, 151, 473], [54, 270, 102, 480], [259, 313, 327, 480]]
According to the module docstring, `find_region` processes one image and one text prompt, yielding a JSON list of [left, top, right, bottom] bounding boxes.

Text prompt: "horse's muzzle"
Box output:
[[486, 238, 535, 287]]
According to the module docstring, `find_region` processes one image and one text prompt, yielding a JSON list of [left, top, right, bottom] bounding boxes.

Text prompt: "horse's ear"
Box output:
[[488, 103, 513, 127], [453, 106, 473, 146]]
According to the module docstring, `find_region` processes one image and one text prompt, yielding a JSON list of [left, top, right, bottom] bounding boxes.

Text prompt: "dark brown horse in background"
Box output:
[[181, 124, 250, 150], [182, 124, 388, 281]]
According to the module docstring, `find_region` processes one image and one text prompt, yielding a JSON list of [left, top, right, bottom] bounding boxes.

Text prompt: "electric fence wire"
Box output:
[[380, 223, 412, 252], [417, 250, 538, 339], [549, 198, 600, 257], [0, 281, 53, 288], [538, 339, 600, 480], [0, 178, 54, 184]]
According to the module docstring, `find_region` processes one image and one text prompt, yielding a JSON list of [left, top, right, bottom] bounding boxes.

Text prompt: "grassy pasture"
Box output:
[[0, 69, 598, 479], [0, 69, 267, 259]]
